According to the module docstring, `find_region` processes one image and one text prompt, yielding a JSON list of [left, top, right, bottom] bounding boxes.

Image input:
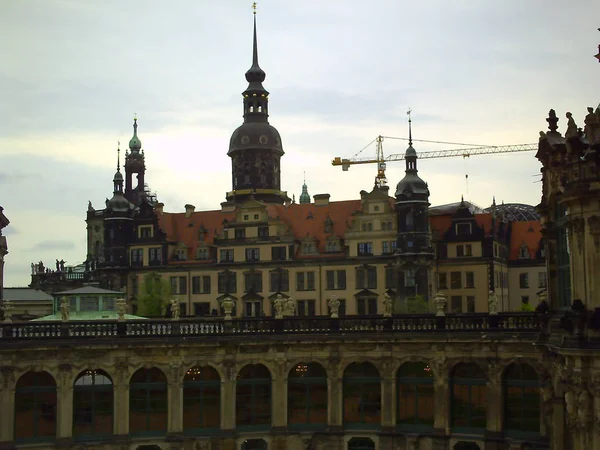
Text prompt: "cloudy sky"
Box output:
[[1, 0, 599, 287]]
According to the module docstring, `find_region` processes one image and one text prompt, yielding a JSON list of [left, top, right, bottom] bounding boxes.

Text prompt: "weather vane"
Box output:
[[407, 108, 412, 120], [252, 2, 257, 14]]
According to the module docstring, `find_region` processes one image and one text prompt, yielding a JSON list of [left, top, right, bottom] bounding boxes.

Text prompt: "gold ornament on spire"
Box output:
[[252, 2, 257, 14]]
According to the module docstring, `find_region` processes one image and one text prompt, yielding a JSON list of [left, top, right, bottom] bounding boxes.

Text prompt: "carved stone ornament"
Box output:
[[488, 290, 499, 315], [588, 216, 600, 251], [60, 296, 70, 322], [433, 292, 447, 316], [382, 292, 393, 317], [569, 217, 585, 254], [116, 298, 127, 321], [273, 294, 285, 319], [328, 296, 340, 318], [222, 296, 235, 320], [170, 297, 180, 320]]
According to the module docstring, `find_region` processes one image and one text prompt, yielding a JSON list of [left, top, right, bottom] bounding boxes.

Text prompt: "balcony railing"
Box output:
[[0, 313, 542, 342]]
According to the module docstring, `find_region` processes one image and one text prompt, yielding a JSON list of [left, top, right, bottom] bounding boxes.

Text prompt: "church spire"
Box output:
[[243, 3, 269, 123], [405, 109, 418, 172], [129, 114, 142, 152], [299, 171, 311, 204]]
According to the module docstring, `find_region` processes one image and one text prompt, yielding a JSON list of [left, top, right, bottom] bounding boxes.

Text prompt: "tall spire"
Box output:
[[245, 3, 266, 87], [113, 142, 124, 193], [404, 109, 418, 172], [129, 114, 142, 152], [407, 108, 413, 146]]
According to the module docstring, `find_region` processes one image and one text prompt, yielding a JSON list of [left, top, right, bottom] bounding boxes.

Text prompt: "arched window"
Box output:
[[348, 437, 375, 450], [343, 362, 381, 428], [288, 362, 328, 429], [73, 370, 113, 439], [406, 211, 414, 231], [183, 365, 221, 433], [504, 363, 541, 436], [242, 439, 268, 450], [129, 368, 167, 436], [451, 363, 487, 432], [236, 364, 271, 429], [14, 371, 57, 442], [397, 362, 434, 429]]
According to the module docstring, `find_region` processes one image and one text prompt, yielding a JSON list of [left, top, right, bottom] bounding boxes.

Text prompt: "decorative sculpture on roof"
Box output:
[[565, 112, 578, 140], [328, 296, 340, 318], [585, 106, 600, 144], [60, 296, 70, 322], [382, 293, 393, 317], [488, 290, 499, 315]]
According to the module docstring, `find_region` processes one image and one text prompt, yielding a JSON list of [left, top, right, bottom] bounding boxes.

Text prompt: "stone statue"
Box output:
[[284, 297, 296, 316], [273, 294, 285, 319], [31, 263, 35, 274], [222, 296, 235, 320], [577, 391, 592, 426], [60, 296, 70, 322], [565, 112, 578, 139], [584, 106, 600, 144], [488, 290, 499, 315], [55, 259, 60, 272], [87, 200, 94, 212], [170, 297, 180, 320], [328, 296, 340, 318], [38, 261, 44, 273], [382, 293, 393, 317], [1, 300, 13, 323], [59, 259, 65, 272], [116, 298, 127, 321]]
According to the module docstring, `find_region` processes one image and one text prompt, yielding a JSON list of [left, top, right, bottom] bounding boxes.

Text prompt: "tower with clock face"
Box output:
[[394, 118, 435, 310]]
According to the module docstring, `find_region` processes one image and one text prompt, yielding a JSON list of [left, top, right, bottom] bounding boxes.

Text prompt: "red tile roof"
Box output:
[[509, 220, 543, 260]]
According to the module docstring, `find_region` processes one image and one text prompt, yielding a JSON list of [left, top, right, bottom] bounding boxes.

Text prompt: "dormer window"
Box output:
[[175, 247, 187, 261], [456, 223, 471, 236], [326, 239, 339, 253], [302, 242, 317, 255], [324, 217, 334, 234], [196, 247, 209, 260]]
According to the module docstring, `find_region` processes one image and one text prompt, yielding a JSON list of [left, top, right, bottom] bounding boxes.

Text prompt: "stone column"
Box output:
[[272, 358, 287, 429], [381, 358, 395, 428], [327, 359, 343, 428], [485, 359, 503, 447], [113, 362, 131, 437], [56, 364, 74, 440], [168, 365, 183, 434], [221, 362, 236, 431], [0, 367, 15, 443], [433, 357, 450, 434]]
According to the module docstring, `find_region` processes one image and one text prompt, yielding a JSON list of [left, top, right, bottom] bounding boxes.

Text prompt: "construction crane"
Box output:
[[331, 135, 538, 188]]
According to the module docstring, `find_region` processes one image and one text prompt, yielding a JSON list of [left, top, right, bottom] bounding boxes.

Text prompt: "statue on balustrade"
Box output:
[[273, 294, 285, 319], [383, 293, 393, 317], [60, 296, 70, 322], [488, 291, 499, 315], [170, 297, 180, 320], [329, 296, 340, 318]]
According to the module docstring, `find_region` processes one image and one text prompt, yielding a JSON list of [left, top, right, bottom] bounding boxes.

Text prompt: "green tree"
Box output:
[[396, 294, 431, 314], [136, 272, 171, 317], [520, 302, 534, 312]]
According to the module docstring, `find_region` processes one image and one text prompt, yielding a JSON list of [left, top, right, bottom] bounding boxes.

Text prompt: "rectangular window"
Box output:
[[271, 246, 286, 261], [357, 298, 378, 315], [451, 295, 462, 313], [296, 272, 315, 291], [196, 248, 209, 260], [258, 226, 269, 238], [220, 249, 234, 263], [357, 242, 373, 256], [175, 248, 187, 260], [103, 297, 115, 311], [235, 228, 246, 239], [218, 272, 237, 294], [244, 301, 262, 317], [170, 276, 187, 294], [269, 271, 289, 292], [193, 302, 210, 316], [325, 270, 346, 290], [438, 272, 448, 290], [149, 247, 162, 265], [465, 272, 475, 289], [404, 269, 416, 287], [139, 226, 153, 238], [80, 296, 99, 312], [382, 241, 396, 254], [450, 271, 462, 289], [521, 296, 530, 305], [385, 266, 396, 289], [245, 248, 260, 262], [244, 272, 263, 292], [456, 223, 471, 236], [356, 266, 377, 289], [457, 245, 464, 257], [466, 296, 475, 313], [130, 249, 143, 266], [131, 276, 139, 296], [519, 273, 529, 289], [538, 272, 547, 288], [465, 244, 472, 256], [192, 276, 211, 294], [297, 300, 316, 316]]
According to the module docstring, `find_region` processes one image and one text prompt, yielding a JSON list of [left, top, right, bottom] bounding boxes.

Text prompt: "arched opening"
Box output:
[[343, 362, 381, 428], [183, 365, 221, 433], [397, 362, 434, 429], [451, 363, 487, 432], [242, 439, 268, 450], [14, 371, 57, 442], [236, 364, 271, 429], [73, 369, 113, 439], [288, 362, 328, 429], [129, 368, 167, 436], [348, 437, 375, 450], [504, 363, 541, 436], [454, 442, 481, 450]]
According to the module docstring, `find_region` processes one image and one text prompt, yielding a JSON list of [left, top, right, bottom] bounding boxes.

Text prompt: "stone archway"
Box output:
[[454, 443, 480, 450]]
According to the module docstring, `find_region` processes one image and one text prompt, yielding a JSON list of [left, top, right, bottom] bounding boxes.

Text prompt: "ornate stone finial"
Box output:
[[116, 298, 127, 321], [488, 290, 499, 315], [222, 296, 235, 320], [433, 292, 447, 316], [328, 296, 340, 318], [252, 2, 257, 14], [60, 296, 70, 322], [546, 109, 559, 133]]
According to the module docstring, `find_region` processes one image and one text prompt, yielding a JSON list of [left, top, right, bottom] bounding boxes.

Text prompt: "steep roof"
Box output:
[[56, 286, 124, 296], [509, 221, 543, 259], [2, 288, 53, 302]]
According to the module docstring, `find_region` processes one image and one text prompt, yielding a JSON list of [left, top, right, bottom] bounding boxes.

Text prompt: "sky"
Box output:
[[1, 0, 599, 287]]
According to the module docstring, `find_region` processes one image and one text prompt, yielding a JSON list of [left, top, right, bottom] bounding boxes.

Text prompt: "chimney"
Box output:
[[185, 204, 195, 218], [313, 194, 330, 206], [155, 202, 164, 215]]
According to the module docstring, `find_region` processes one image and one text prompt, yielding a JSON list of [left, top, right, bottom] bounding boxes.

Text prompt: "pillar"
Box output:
[[0, 367, 15, 442], [272, 359, 287, 428], [381, 359, 395, 428], [221, 362, 236, 431], [113, 364, 130, 437], [485, 361, 503, 449], [328, 361, 343, 428], [168, 366, 183, 434], [433, 359, 450, 434], [56, 365, 74, 440]]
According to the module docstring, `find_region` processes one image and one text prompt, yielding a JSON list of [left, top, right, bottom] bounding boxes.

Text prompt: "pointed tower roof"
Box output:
[[245, 8, 267, 90], [129, 116, 142, 152], [107, 144, 130, 212], [299, 172, 311, 204], [395, 110, 429, 201]]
